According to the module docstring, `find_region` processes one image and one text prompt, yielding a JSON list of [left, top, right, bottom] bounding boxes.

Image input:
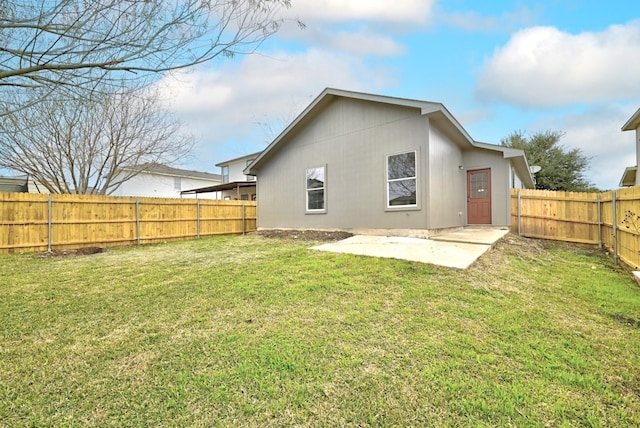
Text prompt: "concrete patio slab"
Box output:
[[431, 227, 510, 245], [311, 228, 509, 269]]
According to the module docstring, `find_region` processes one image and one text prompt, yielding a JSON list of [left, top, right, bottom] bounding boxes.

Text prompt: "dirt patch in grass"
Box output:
[[611, 313, 640, 328], [37, 247, 105, 258], [257, 229, 353, 241]]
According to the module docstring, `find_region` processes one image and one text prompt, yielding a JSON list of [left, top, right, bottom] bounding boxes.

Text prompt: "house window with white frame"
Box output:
[[306, 166, 326, 212], [173, 177, 181, 191], [387, 151, 417, 207], [221, 166, 229, 184]]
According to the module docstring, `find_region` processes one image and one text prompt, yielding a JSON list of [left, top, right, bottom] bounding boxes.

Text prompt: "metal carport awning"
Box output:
[[180, 181, 256, 199]]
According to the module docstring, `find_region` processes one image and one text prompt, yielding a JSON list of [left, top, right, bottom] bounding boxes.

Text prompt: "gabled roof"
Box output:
[[122, 163, 221, 181], [215, 152, 262, 168], [245, 88, 534, 187], [622, 107, 640, 131], [473, 141, 534, 188]]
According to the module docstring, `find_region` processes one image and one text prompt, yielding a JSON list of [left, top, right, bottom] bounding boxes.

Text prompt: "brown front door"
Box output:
[[467, 168, 491, 224]]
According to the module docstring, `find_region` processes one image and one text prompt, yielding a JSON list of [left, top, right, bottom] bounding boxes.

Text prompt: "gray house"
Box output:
[[245, 88, 534, 237]]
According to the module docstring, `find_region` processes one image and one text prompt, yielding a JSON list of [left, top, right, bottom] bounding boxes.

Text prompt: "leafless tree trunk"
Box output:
[[0, 87, 193, 194], [0, 0, 301, 114]]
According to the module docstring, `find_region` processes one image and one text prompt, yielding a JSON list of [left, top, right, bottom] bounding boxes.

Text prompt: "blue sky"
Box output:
[[159, 0, 640, 190]]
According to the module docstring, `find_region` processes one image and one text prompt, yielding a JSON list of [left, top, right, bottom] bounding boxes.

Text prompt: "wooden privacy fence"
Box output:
[[511, 187, 640, 269], [0, 192, 256, 254]]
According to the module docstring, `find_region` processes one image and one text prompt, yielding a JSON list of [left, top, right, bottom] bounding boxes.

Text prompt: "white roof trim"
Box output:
[[622, 108, 640, 131], [620, 166, 637, 187], [216, 151, 262, 167]]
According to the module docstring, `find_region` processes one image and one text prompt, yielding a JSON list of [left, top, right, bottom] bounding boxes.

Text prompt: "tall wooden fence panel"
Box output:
[[0, 193, 256, 254], [512, 187, 640, 269]]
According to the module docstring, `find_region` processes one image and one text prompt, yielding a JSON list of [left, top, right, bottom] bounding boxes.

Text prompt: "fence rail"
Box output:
[[511, 187, 640, 269], [0, 193, 256, 253]]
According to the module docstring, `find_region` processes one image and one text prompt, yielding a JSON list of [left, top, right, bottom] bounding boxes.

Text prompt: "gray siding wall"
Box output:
[[462, 149, 512, 227], [427, 122, 466, 229], [257, 98, 430, 232]]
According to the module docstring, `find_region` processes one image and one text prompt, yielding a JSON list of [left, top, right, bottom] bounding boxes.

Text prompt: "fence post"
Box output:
[[135, 198, 141, 246], [612, 191, 618, 264], [517, 190, 521, 236], [47, 194, 53, 252], [242, 203, 246, 235], [597, 194, 602, 249], [196, 199, 201, 239]]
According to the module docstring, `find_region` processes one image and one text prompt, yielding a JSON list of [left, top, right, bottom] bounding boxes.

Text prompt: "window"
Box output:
[[221, 166, 229, 184], [240, 194, 249, 201], [173, 177, 181, 191], [387, 151, 417, 207], [306, 166, 326, 212]]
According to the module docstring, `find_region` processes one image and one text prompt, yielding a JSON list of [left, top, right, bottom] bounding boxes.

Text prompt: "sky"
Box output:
[[157, 0, 640, 190]]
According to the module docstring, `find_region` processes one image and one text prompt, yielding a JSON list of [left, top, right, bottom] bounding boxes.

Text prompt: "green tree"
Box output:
[[501, 130, 595, 191]]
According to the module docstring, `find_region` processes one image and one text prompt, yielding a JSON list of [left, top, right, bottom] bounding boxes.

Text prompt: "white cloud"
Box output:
[[288, 0, 434, 24], [439, 6, 538, 32], [156, 49, 395, 171], [277, 0, 425, 57], [326, 30, 405, 56], [529, 105, 637, 190], [476, 21, 640, 107], [277, 25, 404, 57]]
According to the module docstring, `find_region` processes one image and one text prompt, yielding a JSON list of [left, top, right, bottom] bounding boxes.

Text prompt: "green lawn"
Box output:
[[1, 234, 639, 427]]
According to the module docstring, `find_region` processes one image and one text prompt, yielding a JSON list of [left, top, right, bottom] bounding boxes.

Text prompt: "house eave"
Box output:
[[619, 166, 637, 187], [216, 151, 262, 168], [473, 141, 535, 188], [622, 108, 640, 131]]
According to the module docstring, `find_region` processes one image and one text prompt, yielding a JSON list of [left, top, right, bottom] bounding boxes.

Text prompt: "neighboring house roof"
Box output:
[[181, 181, 256, 195], [215, 152, 262, 168], [620, 167, 637, 187], [622, 107, 640, 131], [245, 88, 534, 188], [0, 177, 28, 192], [122, 163, 221, 181]]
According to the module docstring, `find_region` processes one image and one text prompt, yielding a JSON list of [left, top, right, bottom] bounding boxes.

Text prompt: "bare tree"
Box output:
[[0, 0, 301, 114], [0, 87, 193, 194]]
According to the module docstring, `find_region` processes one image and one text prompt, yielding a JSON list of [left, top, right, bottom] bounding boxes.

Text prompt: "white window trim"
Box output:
[[221, 166, 229, 184], [305, 165, 327, 214], [385, 150, 419, 210]]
